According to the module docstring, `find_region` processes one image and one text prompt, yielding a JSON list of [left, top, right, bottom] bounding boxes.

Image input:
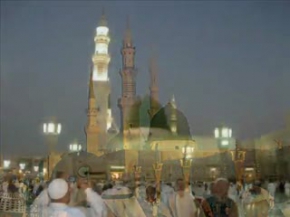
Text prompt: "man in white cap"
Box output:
[[39, 178, 86, 217]]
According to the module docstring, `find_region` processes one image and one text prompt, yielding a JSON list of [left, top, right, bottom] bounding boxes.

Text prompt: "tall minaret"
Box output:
[[148, 52, 160, 119], [85, 70, 100, 155], [92, 10, 111, 148], [169, 95, 177, 134], [118, 17, 139, 131]]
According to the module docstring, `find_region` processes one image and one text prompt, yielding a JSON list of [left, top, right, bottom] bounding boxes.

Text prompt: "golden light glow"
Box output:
[[34, 166, 39, 172]]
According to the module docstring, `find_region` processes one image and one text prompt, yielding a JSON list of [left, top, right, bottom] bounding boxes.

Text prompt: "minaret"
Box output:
[[148, 52, 160, 118], [118, 17, 140, 149], [85, 70, 100, 155], [92, 10, 111, 148], [118, 17, 138, 130], [169, 95, 177, 134]]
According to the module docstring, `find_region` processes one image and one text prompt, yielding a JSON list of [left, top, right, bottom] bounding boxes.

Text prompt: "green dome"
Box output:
[[149, 102, 191, 140]]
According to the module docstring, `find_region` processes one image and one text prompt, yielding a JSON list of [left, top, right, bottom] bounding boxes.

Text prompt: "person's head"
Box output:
[[176, 178, 185, 191], [48, 178, 71, 204], [146, 186, 156, 201], [214, 178, 229, 198]]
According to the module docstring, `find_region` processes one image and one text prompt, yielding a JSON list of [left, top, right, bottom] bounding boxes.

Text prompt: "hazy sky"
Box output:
[[1, 1, 290, 156]]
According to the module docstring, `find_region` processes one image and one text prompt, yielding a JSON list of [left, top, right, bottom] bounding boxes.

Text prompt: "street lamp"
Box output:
[[3, 160, 10, 169], [43, 118, 61, 180], [153, 143, 163, 202], [43, 120, 62, 153], [69, 143, 82, 152], [214, 126, 232, 149], [230, 143, 246, 184], [180, 144, 194, 188], [132, 164, 142, 187]]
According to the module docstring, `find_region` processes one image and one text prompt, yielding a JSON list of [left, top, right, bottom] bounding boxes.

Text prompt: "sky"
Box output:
[[1, 1, 290, 157]]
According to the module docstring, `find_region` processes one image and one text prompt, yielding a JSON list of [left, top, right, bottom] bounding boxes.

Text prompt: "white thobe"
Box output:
[[31, 188, 50, 206], [161, 185, 175, 208], [267, 182, 276, 198], [102, 186, 146, 217], [39, 202, 86, 217], [228, 184, 238, 202], [85, 188, 107, 217], [169, 192, 197, 217]]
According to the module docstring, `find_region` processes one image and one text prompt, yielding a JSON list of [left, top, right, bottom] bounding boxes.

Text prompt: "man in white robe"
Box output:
[[102, 180, 146, 217], [38, 178, 86, 217], [267, 180, 276, 198], [161, 183, 175, 208], [138, 185, 172, 217], [30, 171, 68, 210], [168, 178, 197, 217]]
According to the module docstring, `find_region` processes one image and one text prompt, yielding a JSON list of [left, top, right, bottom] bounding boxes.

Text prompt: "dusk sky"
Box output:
[[1, 1, 290, 157]]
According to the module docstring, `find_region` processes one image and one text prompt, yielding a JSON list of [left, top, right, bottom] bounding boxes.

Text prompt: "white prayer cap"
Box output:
[[48, 178, 68, 200]]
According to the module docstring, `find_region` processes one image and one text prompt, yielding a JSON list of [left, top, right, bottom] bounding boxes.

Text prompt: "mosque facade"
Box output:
[[7, 12, 290, 183]]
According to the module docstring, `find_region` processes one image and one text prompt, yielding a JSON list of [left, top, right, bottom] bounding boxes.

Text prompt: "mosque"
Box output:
[[52, 12, 240, 183], [10, 12, 290, 183]]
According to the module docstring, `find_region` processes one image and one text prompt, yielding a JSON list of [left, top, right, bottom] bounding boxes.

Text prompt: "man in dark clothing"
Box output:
[[201, 178, 238, 217]]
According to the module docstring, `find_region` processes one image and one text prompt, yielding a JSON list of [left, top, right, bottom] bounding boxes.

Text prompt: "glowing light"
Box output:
[[245, 167, 254, 171], [93, 68, 108, 81], [222, 128, 229, 138], [95, 43, 108, 54], [48, 123, 55, 133], [97, 26, 109, 36], [19, 163, 26, 170], [210, 168, 216, 172], [19, 170, 22, 174], [110, 166, 125, 170], [107, 109, 112, 130], [57, 124, 62, 134], [43, 122, 61, 135], [34, 166, 39, 172], [69, 144, 82, 152], [3, 160, 10, 168], [221, 140, 229, 146], [214, 128, 219, 138], [43, 124, 47, 133], [182, 146, 194, 159], [43, 168, 47, 174]]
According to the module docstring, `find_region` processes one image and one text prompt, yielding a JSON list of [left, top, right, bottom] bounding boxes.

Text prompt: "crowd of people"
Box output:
[[0, 173, 290, 216]]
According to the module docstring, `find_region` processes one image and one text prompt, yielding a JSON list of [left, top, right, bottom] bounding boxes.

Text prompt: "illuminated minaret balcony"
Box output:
[[92, 16, 111, 82]]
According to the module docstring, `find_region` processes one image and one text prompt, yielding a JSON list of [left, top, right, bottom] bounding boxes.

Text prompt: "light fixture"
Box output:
[[3, 160, 10, 169], [43, 122, 62, 135], [19, 163, 26, 170], [34, 166, 39, 172], [221, 140, 229, 146], [69, 143, 82, 152], [182, 145, 194, 159]]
